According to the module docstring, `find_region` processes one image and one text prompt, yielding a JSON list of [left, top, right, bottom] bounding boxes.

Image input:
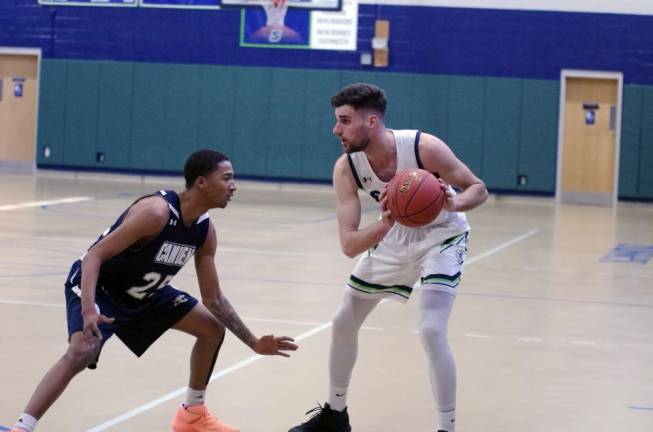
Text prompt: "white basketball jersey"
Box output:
[[347, 129, 469, 243]]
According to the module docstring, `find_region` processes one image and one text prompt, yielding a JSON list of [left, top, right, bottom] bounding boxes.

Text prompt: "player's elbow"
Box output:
[[341, 242, 360, 259], [339, 230, 362, 258], [478, 181, 489, 204]]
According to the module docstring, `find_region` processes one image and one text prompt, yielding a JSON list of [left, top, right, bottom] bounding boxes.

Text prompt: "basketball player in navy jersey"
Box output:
[[11, 150, 297, 432], [289, 83, 487, 432]]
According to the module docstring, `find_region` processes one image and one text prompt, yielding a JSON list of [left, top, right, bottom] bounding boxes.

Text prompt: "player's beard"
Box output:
[[343, 135, 369, 154]]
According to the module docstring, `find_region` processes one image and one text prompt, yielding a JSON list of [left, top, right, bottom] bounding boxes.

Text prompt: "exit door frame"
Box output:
[[556, 69, 623, 206], [0, 46, 42, 172]]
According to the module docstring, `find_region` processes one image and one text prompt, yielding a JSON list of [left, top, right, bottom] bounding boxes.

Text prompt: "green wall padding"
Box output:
[[267, 68, 307, 178], [519, 80, 559, 192], [231, 67, 271, 176], [639, 87, 653, 198], [97, 61, 133, 168], [37, 60, 67, 166], [63, 60, 99, 167], [620, 86, 643, 197], [130, 63, 168, 170], [301, 70, 341, 180], [367, 71, 413, 129], [48, 59, 653, 198], [482, 78, 522, 189], [410, 74, 449, 141], [162, 64, 202, 171], [446, 76, 485, 174], [197, 66, 237, 161]]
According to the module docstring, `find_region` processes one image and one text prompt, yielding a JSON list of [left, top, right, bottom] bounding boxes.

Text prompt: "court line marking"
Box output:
[[465, 333, 490, 338], [0, 302, 380, 333], [517, 337, 543, 343], [0, 299, 64, 308], [85, 322, 333, 432], [464, 229, 538, 265], [84, 228, 539, 431], [571, 340, 597, 346], [0, 196, 93, 211]]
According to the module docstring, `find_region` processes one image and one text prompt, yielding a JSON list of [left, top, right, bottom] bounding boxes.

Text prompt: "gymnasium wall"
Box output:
[[1, 0, 652, 198]]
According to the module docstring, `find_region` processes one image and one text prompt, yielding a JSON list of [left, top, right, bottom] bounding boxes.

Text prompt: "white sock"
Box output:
[[184, 387, 206, 407], [418, 291, 457, 432], [437, 408, 455, 432], [328, 385, 348, 411], [15, 413, 38, 432], [328, 293, 379, 413]]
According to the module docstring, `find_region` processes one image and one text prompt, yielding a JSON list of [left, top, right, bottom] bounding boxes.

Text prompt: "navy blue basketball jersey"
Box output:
[[68, 190, 210, 307]]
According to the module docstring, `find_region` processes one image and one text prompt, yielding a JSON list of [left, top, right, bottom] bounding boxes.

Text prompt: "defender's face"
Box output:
[[204, 161, 236, 208], [333, 105, 371, 154]]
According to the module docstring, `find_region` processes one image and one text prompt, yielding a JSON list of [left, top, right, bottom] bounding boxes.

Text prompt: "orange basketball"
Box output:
[[386, 168, 445, 227]]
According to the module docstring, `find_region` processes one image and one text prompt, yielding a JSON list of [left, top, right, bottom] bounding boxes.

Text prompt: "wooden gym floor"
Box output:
[[0, 170, 652, 432]]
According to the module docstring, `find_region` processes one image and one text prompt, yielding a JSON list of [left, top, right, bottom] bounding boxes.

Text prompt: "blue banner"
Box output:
[[139, 0, 220, 8], [225, 0, 341, 11], [39, 0, 137, 6]]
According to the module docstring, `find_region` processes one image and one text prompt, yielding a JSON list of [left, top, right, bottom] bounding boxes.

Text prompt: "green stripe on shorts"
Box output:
[[421, 271, 461, 288], [348, 275, 413, 299]]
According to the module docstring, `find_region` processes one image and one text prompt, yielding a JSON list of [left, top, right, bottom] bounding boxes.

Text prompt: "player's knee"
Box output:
[[63, 342, 99, 372], [419, 322, 448, 352], [331, 314, 360, 342], [197, 316, 225, 341]]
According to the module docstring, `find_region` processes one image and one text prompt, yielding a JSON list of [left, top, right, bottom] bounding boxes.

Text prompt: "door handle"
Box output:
[[609, 106, 616, 131]]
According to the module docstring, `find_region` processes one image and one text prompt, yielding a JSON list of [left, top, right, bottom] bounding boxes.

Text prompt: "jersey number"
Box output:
[[126, 272, 174, 300]]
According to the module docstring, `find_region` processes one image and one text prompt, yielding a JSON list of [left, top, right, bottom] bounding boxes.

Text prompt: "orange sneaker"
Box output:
[[171, 404, 239, 432]]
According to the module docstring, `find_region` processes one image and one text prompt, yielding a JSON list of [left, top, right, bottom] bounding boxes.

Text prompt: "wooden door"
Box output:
[[560, 77, 618, 205], [0, 54, 38, 172]]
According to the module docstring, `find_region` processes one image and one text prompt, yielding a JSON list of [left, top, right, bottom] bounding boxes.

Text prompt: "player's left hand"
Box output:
[[254, 335, 298, 357]]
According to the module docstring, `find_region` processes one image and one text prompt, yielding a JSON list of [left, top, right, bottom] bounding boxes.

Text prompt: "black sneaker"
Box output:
[[288, 403, 351, 432]]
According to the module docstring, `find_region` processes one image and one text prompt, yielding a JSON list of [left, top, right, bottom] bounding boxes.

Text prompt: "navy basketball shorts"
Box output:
[[64, 266, 197, 364]]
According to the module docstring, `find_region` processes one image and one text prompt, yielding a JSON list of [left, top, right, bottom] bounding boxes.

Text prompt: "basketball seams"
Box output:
[[402, 171, 430, 218], [405, 177, 443, 217], [387, 168, 444, 227], [406, 193, 444, 224]]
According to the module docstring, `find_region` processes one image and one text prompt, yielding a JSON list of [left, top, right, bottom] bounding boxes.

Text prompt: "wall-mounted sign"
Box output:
[[13, 77, 25, 98], [240, 0, 356, 49]]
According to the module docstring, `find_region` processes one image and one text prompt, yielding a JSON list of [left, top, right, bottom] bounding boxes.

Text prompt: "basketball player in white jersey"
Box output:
[[289, 83, 488, 432]]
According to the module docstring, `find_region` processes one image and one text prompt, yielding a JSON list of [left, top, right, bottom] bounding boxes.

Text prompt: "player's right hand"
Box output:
[[379, 184, 395, 228], [82, 312, 115, 341]]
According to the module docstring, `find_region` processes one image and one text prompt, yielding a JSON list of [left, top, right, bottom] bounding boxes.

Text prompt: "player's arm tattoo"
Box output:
[[208, 293, 257, 349]]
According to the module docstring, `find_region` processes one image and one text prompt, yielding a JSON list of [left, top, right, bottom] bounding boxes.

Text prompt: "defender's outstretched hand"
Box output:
[[254, 335, 298, 357]]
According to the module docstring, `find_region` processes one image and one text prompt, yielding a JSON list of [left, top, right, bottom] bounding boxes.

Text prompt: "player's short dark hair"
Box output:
[[184, 149, 230, 189], [330, 82, 387, 115]]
